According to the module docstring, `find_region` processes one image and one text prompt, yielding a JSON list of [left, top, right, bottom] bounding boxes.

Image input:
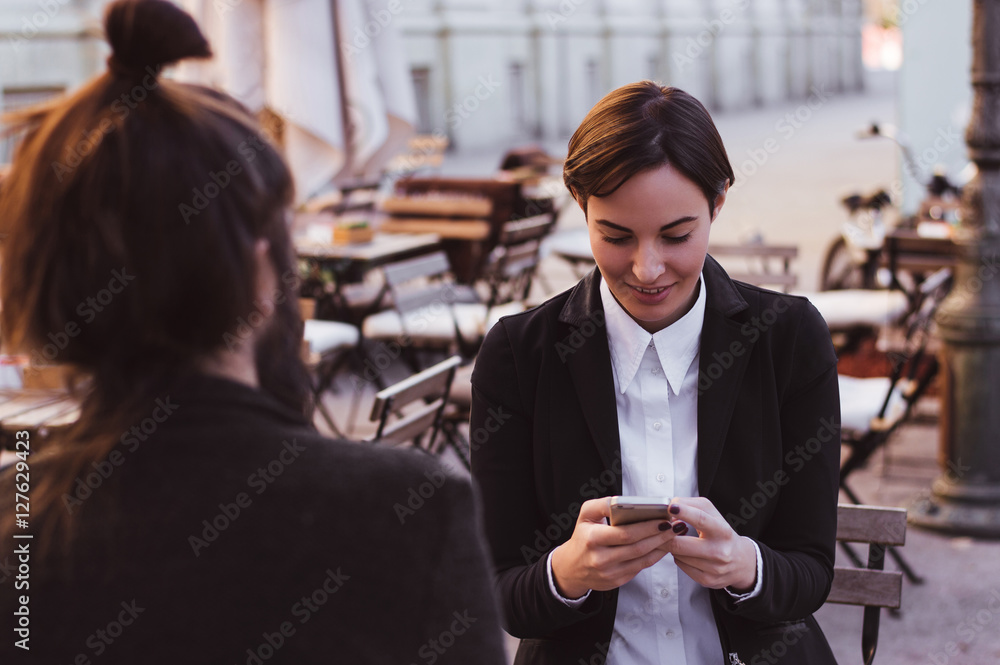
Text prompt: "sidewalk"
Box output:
[[336, 81, 1000, 664]]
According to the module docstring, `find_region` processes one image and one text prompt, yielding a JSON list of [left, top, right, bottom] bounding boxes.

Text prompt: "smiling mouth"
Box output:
[[631, 285, 669, 294]]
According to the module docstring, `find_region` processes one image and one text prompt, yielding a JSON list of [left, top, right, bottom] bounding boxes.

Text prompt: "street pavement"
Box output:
[[333, 78, 1000, 665]]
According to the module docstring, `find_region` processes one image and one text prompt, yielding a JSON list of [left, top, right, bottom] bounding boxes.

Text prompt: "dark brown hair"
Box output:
[[0, 0, 312, 550], [563, 81, 735, 214]]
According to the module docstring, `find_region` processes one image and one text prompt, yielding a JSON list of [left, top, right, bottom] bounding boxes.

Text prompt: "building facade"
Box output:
[[1, 0, 864, 157], [397, 0, 864, 149]]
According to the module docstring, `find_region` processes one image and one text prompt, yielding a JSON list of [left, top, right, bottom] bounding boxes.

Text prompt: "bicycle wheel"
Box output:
[[820, 237, 866, 290]]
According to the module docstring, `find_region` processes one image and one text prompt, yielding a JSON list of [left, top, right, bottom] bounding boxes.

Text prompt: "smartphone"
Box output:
[[609, 496, 674, 526]]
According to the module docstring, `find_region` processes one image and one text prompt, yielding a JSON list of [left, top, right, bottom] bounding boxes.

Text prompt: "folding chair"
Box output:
[[300, 298, 362, 436], [479, 213, 555, 308], [836, 268, 951, 584], [361, 247, 534, 370], [367, 355, 464, 462]]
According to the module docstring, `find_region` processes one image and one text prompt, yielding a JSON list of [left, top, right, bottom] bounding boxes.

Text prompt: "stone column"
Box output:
[[910, 0, 1000, 537]]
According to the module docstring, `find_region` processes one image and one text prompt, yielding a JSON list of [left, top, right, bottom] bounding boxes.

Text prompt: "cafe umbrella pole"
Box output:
[[909, 0, 1000, 537]]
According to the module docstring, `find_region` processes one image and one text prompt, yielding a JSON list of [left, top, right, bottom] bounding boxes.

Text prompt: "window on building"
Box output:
[[409, 67, 433, 134], [509, 62, 528, 133], [586, 58, 602, 105]]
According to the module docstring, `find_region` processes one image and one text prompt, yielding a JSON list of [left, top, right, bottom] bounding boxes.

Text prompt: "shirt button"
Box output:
[[655, 473, 666, 482], [651, 366, 659, 375], [652, 421, 662, 431], [665, 629, 676, 638], [659, 588, 670, 598]]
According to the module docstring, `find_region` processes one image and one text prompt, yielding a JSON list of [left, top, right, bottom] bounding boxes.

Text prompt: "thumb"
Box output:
[[578, 497, 613, 524]]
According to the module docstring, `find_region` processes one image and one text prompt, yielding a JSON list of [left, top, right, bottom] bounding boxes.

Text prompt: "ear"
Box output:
[[710, 183, 729, 223], [253, 238, 277, 315]]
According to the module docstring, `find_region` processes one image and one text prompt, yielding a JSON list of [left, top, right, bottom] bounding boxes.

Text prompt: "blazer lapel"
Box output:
[[697, 256, 754, 494], [558, 270, 622, 474]]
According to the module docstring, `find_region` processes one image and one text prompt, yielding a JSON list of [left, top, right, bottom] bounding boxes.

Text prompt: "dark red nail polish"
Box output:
[[658, 521, 670, 531], [672, 521, 687, 533], [669, 504, 681, 515]]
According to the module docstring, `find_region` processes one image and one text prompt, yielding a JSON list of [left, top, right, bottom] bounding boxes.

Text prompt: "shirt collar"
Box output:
[[600, 274, 707, 395]]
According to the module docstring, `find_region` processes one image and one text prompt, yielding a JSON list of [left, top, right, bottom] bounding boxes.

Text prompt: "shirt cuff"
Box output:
[[546, 547, 591, 608], [724, 538, 764, 602]]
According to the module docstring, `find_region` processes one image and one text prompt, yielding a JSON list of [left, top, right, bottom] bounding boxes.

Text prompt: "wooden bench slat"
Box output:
[[708, 244, 798, 258], [837, 505, 907, 545], [725, 272, 799, 287], [379, 399, 445, 444], [828, 567, 903, 609]]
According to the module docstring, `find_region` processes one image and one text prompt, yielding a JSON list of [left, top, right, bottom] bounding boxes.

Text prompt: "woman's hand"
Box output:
[[550, 497, 681, 599], [662, 497, 758, 592]]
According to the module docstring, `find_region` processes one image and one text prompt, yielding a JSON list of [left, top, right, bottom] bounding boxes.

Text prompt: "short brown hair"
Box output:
[[563, 82, 735, 214]]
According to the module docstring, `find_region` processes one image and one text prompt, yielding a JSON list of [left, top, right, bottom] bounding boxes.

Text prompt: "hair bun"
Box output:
[[105, 0, 211, 79]]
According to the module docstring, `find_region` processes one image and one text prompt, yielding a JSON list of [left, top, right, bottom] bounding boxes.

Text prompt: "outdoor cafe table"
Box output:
[[293, 220, 442, 320]]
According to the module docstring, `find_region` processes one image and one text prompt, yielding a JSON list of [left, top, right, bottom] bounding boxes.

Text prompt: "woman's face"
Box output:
[[585, 163, 725, 333]]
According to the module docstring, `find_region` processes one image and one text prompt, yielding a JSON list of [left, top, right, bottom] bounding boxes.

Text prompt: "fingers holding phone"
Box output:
[[550, 497, 681, 599]]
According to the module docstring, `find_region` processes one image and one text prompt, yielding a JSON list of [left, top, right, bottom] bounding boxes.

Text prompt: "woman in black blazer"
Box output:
[[471, 82, 841, 665]]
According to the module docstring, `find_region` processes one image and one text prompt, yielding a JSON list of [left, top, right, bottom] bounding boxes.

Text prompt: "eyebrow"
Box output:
[[594, 216, 698, 233]]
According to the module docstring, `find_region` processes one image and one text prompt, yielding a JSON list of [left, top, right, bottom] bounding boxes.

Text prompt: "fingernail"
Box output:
[[669, 504, 680, 515], [672, 521, 687, 534], [658, 521, 671, 532]]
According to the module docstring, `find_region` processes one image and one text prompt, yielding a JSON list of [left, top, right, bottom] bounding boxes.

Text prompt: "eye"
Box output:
[[600, 234, 631, 246], [664, 233, 692, 244]]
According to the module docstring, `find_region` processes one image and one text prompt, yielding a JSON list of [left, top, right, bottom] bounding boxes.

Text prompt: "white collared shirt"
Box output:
[[545, 274, 762, 665]]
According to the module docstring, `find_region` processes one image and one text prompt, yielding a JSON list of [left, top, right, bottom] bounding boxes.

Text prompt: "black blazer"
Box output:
[[471, 256, 841, 665]]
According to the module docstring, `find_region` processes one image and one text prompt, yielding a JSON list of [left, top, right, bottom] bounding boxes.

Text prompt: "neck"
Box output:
[[196, 346, 259, 388]]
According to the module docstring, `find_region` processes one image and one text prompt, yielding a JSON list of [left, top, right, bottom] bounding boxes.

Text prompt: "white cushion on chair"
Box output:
[[805, 290, 909, 330], [303, 319, 360, 354], [363, 301, 526, 344], [838, 374, 908, 434]]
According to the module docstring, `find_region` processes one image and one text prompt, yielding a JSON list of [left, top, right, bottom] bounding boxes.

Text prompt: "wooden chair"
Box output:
[[828, 504, 907, 665], [300, 298, 362, 436], [480, 213, 555, 308], [368, 355, 461, 458]]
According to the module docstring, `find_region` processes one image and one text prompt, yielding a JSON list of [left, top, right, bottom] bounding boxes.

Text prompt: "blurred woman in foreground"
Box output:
[[0, 1, 505, 662]]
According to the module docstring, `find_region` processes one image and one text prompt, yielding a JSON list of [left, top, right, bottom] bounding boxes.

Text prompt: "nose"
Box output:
[[632, 241, 665, 283]]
